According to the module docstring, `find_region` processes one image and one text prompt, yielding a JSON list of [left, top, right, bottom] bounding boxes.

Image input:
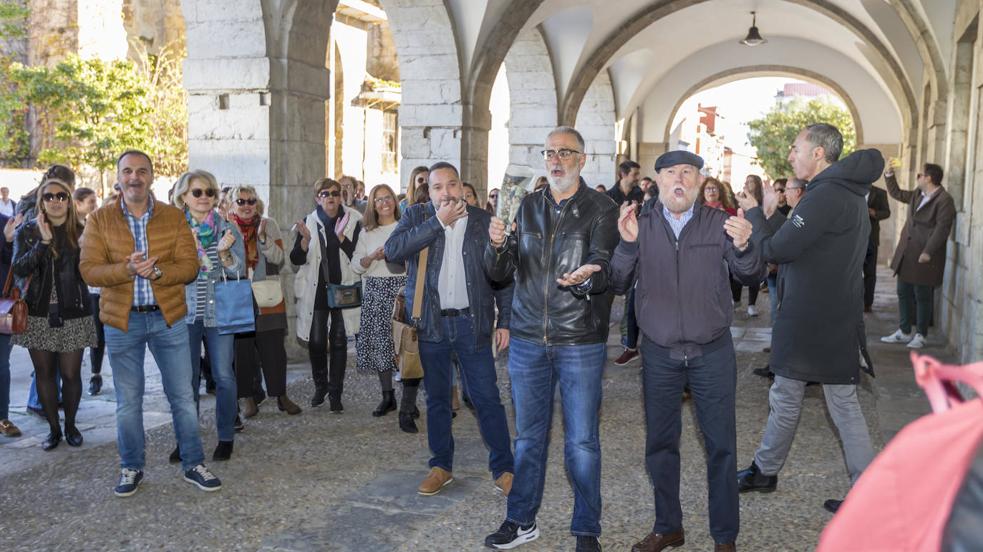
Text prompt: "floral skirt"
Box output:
[[13, 315, 99, 352], [356, 276, 407, 373]]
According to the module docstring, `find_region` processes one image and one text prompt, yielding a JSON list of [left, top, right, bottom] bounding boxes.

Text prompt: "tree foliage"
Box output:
[[747, 98, 856, 178], [0, 43, 188, 178]]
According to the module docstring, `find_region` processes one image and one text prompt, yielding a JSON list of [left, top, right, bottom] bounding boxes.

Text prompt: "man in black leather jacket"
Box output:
[[482, 126, 619, 552]]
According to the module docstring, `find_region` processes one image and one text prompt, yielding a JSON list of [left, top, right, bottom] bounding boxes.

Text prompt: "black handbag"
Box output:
[[326, 282, 362, 309]]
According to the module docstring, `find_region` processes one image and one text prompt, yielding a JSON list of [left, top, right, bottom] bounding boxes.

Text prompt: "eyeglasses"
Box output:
[[190, 188, 216, 198], [373, 196, 395, 205], [318, 190, 341, 198], [236, 198, 257, 206], [42, 192, 70, 203], [541, 149, 582, 160]]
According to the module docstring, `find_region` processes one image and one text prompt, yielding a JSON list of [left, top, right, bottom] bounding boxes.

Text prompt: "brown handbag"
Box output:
[[392, 247, 428, 379], [0, 267, 28, 335]]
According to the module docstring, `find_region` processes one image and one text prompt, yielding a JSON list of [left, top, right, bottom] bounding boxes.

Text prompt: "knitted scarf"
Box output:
[[231, 213, 261, 270]]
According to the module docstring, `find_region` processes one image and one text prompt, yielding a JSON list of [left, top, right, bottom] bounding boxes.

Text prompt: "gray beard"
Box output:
[[547, 174, 578, 194]]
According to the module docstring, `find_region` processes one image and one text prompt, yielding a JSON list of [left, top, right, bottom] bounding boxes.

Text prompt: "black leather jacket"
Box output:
[[12, 221, 92, 320], [484, 182, 619, 345]]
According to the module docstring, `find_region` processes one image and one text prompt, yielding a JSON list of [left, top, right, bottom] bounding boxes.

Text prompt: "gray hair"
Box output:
[[172, 169, 220, 210], [786, 177, 807, 189], [804, 123, 842, 163], [547, 126, 586, 151]]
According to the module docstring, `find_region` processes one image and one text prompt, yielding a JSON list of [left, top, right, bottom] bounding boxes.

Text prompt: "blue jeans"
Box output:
[[640, 334, 739, 544], [767, 273, 778, 324], [188, 321, 236, 442], [105, 311, 204, 471], [0, 334, 10, 419], [620, 288, 639, 350], [506, 338, 606, 537], [418, 315, 513, 478]]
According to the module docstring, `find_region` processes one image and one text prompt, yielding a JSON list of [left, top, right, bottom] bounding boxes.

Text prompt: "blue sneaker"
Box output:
[[183, 464, 222, 492], [114, 468, 143, 497]]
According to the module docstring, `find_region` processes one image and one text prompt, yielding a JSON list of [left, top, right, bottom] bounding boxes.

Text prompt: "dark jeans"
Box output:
[[0, 334, 11, 420], [235, 328, 287, 397], [639, 334, 739, 544], [731, 276, 758, 305], [863, 242, 877, 309], [418, 315, 513, 478], [309, 309, 347, 397], [89, 294, 106, 375], [620, 288, 639, 350], [897, 279, 934, 336], [506, 337, 606, 537]]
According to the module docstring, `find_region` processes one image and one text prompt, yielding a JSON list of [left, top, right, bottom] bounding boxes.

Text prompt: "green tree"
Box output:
[[0, 0, 29, 161], [747, 98, 856, 178]]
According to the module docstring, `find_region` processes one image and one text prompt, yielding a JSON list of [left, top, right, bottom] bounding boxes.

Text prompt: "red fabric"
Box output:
[[817, 355, 983, 551]]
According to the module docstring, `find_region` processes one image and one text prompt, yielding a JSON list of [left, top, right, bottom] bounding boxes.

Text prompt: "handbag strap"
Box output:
[[1, 266, 30, 298], [411, 248, 428, 320]]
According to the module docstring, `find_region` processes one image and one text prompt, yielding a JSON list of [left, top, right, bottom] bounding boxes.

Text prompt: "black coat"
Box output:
[[867, 185, 890, 246], [0, 213, 11, 289], [12, 221, 92, 320], [746, 149, 884, 385]]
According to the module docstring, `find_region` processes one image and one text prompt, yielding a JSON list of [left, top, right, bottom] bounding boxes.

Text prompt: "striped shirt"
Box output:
[[662, 203, 695, 239], [193, 241, 220, 321], [122, 197, 157, 307]]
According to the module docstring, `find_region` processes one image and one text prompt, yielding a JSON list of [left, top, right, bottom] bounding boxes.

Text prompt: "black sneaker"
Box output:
[[737, 461, 778, 493], [576, 536, 601, 552], [752, 366, 774, 379], [311, 387, 328, 408], [114, 468, 143, 497], [328, 395, 344, 414], [183, 464, 222, 492], [484, 520, 539, 549]]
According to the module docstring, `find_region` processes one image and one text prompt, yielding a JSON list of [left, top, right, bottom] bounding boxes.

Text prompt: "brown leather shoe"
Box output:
[[417, 467, 453, 496], [494, 472, 513, 496], [241, 397, 259, 418], [714, 544, 736, 552], [0, 419, 21, 437], [277, 395, 302, 415], [631, 530, 684, 552]]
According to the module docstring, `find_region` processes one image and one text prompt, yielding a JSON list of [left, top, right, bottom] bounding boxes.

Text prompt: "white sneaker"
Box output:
[[747, 305, 759, 317], [880, 329, 912, 344], [906, 333, 926, 349]]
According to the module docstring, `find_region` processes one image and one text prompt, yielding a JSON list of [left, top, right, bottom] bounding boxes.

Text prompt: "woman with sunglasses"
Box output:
[[292, 178, 362, 411], [399, 166, 429, 214], [351, 184, 410, 420], [12, 177, 97, 450], [229, 185, 302, 417], [173, 170, 246, 461]]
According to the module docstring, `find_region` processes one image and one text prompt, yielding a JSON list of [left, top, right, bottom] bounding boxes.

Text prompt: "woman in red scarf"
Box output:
[[229, 186, 301, 417]]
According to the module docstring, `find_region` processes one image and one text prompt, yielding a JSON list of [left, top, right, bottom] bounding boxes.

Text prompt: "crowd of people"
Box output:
[[0, 118, 957, 551]]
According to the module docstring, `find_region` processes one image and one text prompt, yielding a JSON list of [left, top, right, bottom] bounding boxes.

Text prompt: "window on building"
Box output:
[[383, 110, 398, 173]]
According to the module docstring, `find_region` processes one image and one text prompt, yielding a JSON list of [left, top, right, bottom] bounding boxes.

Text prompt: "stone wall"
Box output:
[[26, 0, 78, 66], [122, 0, 185, 55], [576, 71, 617, 188]]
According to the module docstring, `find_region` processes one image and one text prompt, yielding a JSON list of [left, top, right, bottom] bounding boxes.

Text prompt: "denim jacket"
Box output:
[[184, 215, 246, 327], [384, 202, 512, 349]]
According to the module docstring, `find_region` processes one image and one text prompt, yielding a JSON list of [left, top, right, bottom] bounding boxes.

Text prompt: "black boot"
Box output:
[[372, 391, 397, 417], [328, 394, 344, 414], [399, 412, 418, 434], [212, 440, 234, 461], [737, 461, 778, 493], [88, 374, 102, 396]]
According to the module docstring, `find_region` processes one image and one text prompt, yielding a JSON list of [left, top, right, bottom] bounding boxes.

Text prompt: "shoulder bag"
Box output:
[[0, 268, 28, 335], [392, 248, 428, 379]]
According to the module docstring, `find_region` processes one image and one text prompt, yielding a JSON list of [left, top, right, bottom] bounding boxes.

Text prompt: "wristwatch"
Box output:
[[152, 266, 163, 280]]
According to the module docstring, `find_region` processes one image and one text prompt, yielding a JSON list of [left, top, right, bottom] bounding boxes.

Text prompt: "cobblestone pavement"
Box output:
[[0, 268, 948, 551]]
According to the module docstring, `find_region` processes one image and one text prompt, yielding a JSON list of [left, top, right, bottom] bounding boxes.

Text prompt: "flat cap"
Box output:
[[654, 150, 704, 172]]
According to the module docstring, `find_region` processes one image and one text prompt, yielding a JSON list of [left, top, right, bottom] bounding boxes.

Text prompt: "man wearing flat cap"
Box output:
[[610, 150, 766, 552]]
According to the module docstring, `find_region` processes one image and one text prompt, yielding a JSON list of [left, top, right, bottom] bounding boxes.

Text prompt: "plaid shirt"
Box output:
[[122, 197, 157, 306]]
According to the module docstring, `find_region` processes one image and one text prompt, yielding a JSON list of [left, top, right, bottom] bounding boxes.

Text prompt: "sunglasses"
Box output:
[[43, 192, 70, 203], [190, 188, 216, 198], [236, 198, 257, 206], [318, 190, 341, 198]]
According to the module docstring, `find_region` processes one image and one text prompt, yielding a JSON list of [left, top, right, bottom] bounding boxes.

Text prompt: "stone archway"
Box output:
[[661, 66, 867, 146], [503, 25, 557, 177]]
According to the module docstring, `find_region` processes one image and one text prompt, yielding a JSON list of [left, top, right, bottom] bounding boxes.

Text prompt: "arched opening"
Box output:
[[487, 64, 509, 195]]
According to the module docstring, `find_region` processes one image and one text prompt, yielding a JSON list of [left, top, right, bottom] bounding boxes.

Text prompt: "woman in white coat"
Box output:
[[291, 178, 362, 412]]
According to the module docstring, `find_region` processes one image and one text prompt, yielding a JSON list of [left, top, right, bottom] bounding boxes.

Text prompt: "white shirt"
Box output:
[[438, 216, 470, 310], [917, 188, 939, 211], [350, 222, 402, 278], [0, 198, 13, 217]]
